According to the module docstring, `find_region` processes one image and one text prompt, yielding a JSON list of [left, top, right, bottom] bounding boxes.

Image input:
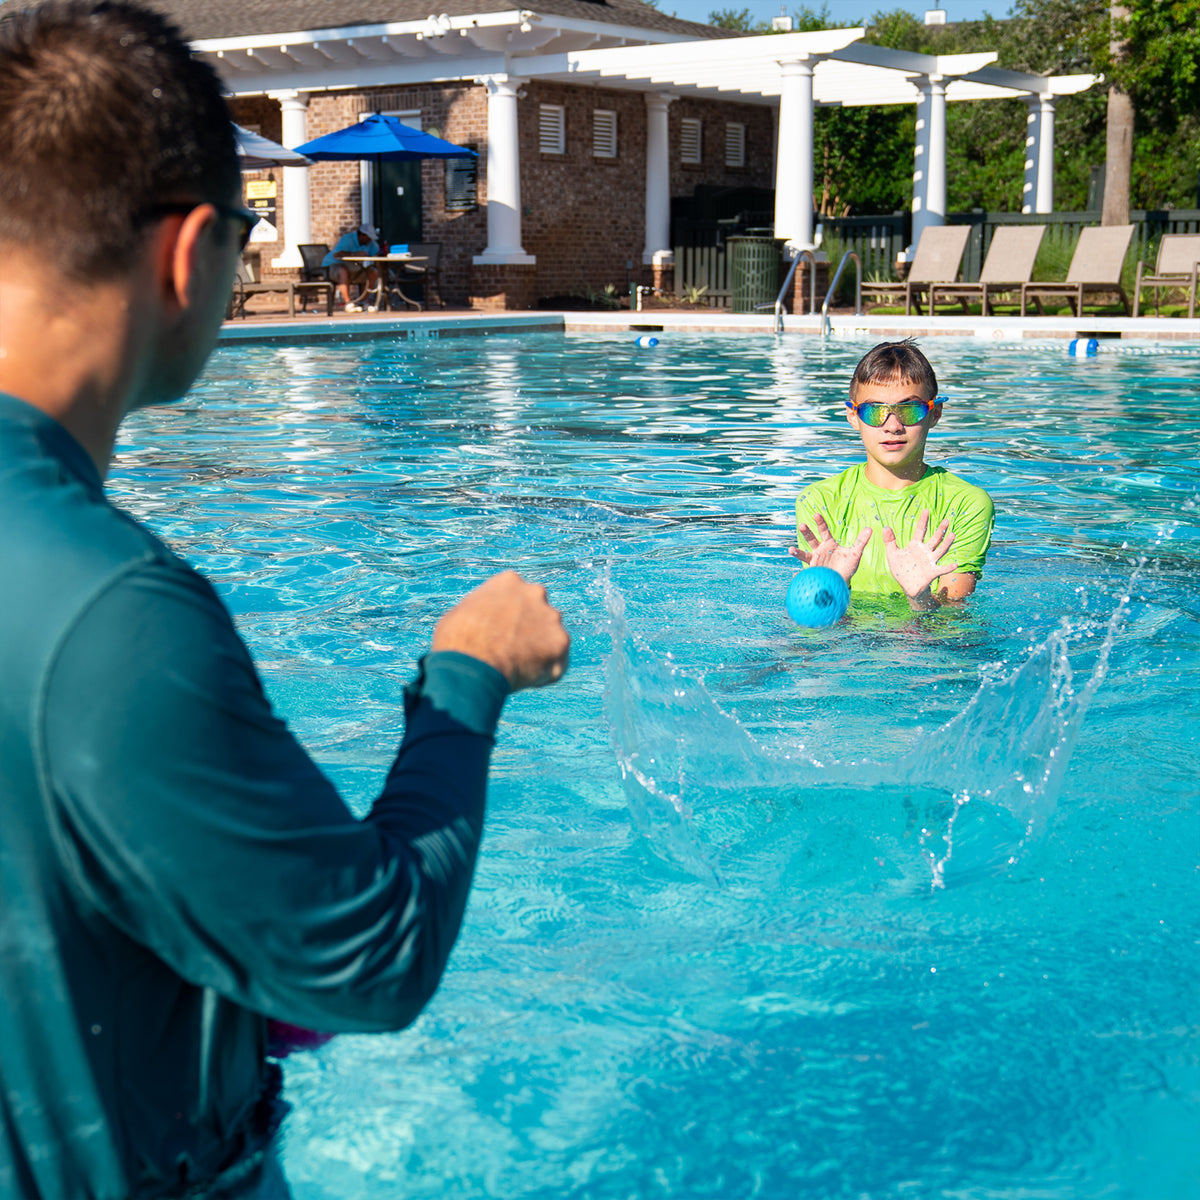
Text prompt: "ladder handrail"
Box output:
[[761, 249, 817, 332], [820, 250, 863, 338]]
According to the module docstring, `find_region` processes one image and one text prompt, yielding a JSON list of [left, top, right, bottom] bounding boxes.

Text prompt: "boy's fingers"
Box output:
[[914, 509, 931, 540], [852, 528, 873, 552], [797, 522, 820, 548], [811, 512, 834, 540], [881, 525, 897, 547], [789, 545, 809, 562]]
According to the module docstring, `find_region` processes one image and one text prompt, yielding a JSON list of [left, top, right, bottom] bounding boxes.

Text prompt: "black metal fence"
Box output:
[[820, 209, 1200, 281], [673, 208, 1200, 304]]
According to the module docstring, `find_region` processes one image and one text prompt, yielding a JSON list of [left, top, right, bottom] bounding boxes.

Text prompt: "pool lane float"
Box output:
[[786, 566, 850, 628]]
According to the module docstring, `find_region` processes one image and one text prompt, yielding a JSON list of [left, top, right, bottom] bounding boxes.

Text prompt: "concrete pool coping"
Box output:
[[217, 308, 1200, 345]]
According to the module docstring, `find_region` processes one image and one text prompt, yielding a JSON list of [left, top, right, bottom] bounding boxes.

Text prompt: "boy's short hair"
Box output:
[[0, 0, 238, 281], [849, 339, 938, 401]]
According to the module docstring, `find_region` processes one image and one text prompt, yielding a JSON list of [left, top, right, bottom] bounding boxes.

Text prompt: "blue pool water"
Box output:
[[110, 333, 1199, 1199]]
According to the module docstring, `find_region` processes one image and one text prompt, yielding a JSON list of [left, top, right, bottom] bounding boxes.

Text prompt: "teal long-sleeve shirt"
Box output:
[[0, 393, 509, 1199]]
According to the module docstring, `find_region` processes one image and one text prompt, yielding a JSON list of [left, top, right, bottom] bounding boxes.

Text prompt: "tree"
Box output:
[[1101, 2, 1133, 224]]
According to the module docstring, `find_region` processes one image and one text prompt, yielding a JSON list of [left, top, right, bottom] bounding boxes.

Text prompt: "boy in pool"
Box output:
[[791, 340, 994, 610]]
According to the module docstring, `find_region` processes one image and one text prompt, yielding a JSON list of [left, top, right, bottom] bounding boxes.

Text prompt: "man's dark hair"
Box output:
[[850, 339, 939, 402], [0, 0, 238, 280]]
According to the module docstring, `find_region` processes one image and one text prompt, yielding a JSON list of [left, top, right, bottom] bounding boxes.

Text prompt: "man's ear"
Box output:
[[156, 203, 220, 313]]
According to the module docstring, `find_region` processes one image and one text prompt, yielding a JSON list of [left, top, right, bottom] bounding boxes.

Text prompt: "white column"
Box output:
[[272, 91, 312, 268], [474, 75, 535, 265], [1022, 97, 1039, 214], [643, 92, 673, 264], [912, 76, 946, 249], [774, 56, 815, 251], [1035, 95, 1056, 213]]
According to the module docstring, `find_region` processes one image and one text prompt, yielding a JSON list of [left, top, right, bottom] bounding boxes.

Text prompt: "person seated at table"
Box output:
[[323, 222, 380, 312]]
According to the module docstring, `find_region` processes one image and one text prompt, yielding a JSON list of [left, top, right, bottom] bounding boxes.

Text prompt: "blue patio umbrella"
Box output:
[[295, 113, 476, 237]]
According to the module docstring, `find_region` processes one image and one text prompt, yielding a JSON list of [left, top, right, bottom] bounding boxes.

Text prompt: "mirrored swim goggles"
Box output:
[[845, 397, 939, 427]]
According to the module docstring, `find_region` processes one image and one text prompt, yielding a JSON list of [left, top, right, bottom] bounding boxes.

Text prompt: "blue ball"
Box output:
[[634, 335, 659, 348], [786, 566, 850, 628]]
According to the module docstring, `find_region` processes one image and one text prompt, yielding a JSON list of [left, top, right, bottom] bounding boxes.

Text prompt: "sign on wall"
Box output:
[[245, 178, 278, 242], [445, 146, 478, 212]]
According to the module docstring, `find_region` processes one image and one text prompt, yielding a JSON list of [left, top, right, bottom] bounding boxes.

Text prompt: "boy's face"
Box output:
[[846, 378, 942, 484]]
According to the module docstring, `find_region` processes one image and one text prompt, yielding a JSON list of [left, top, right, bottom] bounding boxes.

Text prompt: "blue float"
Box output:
[[785, 566, 850, 628], [1069, 337, 1099, 357], [634, 335, 659, 348]]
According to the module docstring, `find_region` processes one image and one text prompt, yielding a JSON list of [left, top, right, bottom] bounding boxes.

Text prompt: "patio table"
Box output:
[[342, 254, 428, 312]]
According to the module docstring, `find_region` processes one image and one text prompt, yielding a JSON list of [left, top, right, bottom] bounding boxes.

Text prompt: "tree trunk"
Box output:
[[1101, 2, 1133, 226]]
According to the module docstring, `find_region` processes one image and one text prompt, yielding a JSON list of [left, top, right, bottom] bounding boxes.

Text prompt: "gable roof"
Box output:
[[133, 0, 728, 42]]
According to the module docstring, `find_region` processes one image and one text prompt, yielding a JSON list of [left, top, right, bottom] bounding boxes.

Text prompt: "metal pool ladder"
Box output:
[[762, 249, 816, 332], [820, 251, 862, 338], [764, 249, 863, 335]]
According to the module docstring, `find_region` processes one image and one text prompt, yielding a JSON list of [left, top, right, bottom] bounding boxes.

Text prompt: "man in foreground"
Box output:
[[0, 2, 569, 1196]]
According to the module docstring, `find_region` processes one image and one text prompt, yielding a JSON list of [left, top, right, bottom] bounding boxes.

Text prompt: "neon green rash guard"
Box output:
[[796, 463, 995, 596], [0, 392, 509, 1199]]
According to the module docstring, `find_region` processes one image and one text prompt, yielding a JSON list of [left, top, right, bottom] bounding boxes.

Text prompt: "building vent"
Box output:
[[539, 104, 565, 154], [725, 122, 745, 168], [593, 109, 617, 158], [680, 118, 702, 164]]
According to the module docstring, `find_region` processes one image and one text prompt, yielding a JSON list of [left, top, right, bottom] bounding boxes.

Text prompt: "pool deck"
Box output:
[[218, 306, 1200, 345]]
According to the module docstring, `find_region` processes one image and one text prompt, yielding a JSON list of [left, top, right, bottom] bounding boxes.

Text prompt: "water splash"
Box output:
[[602, 570, 1131, 892]]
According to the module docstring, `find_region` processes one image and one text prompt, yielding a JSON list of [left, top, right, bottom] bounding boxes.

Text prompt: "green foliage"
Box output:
[[1103, 0, 1200, 125], [706, 7, 758, 30], [817, 2, 1196, 213], [703, 2, 1197, 213], [816, 106, 911, 215]]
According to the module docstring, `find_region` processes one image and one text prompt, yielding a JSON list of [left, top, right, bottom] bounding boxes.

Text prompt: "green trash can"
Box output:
[[728, 236, 781, 314]]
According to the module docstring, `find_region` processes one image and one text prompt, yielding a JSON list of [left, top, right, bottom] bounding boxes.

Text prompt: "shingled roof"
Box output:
[[125, 0, 729, 43]]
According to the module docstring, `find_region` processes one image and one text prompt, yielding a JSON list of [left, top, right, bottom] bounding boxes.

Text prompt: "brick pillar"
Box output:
[[788, 256, 829, 314], [469, 263, 538, 311], [651, 250, 674, 298]]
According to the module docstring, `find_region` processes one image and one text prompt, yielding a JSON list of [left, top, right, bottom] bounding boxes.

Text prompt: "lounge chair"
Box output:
[[1133, 233, 1200, 318], [928, 225, 1046, 315], [228, 258, 294, 318], [1020, 225, 1134, 317], [861, 225, 971, 315]]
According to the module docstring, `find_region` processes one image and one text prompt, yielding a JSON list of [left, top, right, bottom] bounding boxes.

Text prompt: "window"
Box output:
[[725, 122, 745, 168], [539, 104, 565, 154], [593, 109, 617, 158], [680, 118, 702, 164]]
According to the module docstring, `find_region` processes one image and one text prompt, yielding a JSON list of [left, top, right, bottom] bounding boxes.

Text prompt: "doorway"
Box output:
[[360, 108, 423, 247]]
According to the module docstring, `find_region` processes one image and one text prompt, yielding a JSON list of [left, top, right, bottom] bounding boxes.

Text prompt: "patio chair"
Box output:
[[227, 257, 294, 319], [399, 242, 443, 308], [861, 225, 971, 315], [295, 243, 336, 315], [1020, 225, 1134, 317], [928, 225, 1046, 316], [1132, 233, 1200, 318]]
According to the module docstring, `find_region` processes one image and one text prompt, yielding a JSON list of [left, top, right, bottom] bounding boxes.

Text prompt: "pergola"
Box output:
[[192, 16, 1094, 268]]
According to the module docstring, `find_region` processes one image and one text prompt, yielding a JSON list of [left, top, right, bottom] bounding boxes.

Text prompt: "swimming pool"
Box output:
[[111, 333, 1199, 1199]]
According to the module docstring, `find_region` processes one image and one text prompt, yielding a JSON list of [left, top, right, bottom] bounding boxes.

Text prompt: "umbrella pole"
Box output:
[[373, 153, 384, 247]]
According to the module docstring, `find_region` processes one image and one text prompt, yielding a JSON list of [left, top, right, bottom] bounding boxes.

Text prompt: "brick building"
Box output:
[[140, 0, 1092, 309]]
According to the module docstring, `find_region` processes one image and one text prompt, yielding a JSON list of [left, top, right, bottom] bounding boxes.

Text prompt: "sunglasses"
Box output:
[[140, 201, 257, 252], [845, 398, 938, 427]]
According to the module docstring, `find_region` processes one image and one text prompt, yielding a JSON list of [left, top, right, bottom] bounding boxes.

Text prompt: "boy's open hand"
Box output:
[[432, 571, 570, 692], [882, 510, 958, 606], [790, 511, 872, 585]]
